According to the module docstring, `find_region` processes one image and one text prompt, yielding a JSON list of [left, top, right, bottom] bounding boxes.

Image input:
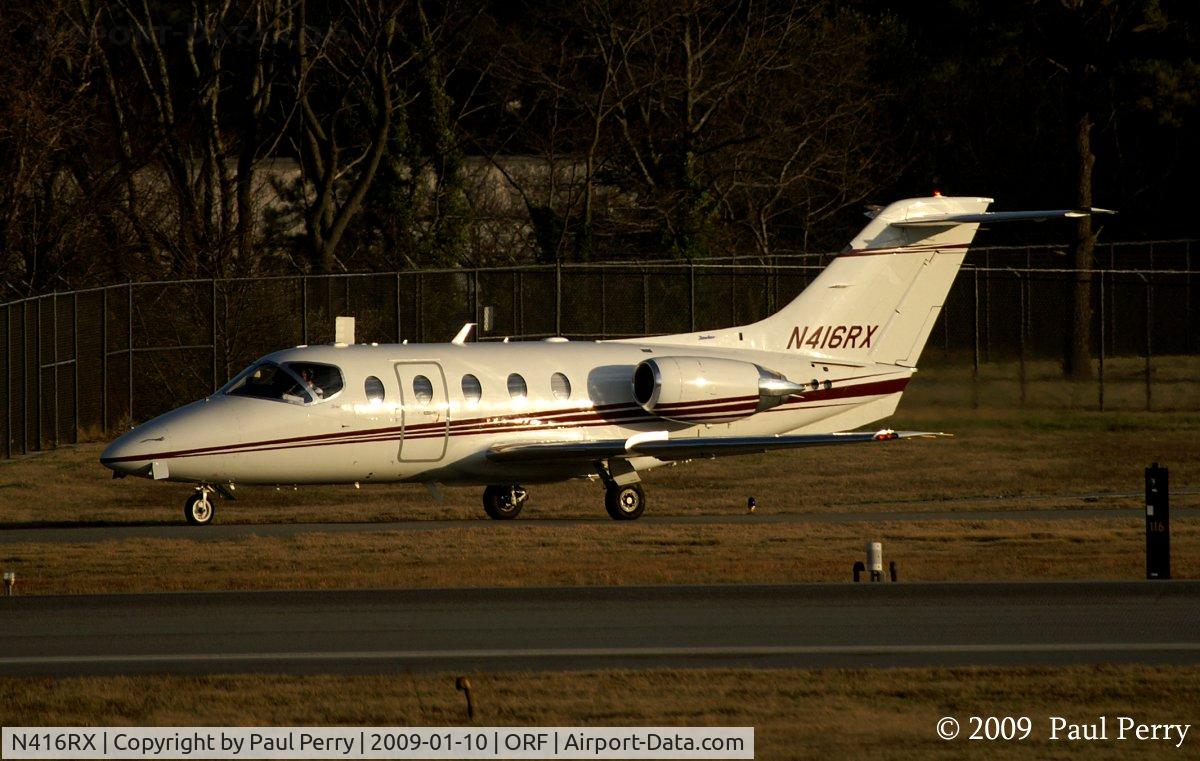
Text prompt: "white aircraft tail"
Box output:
[[744, 195, 989, 366], [738, 196, 1113, 366]]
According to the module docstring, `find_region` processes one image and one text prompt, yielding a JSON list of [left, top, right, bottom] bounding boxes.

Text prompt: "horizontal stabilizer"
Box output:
[[893, 207, 1116, 228], [487, 429, 948, 464]]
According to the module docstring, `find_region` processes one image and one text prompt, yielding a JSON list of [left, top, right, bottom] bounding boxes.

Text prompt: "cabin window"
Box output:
[[364, 376, 385, 403], [222, 361, 344, 405], [412, 375, 434, 405], [461, 374, 482, 403], [507, 373, 527, 400], [551, 372, 571, 400]]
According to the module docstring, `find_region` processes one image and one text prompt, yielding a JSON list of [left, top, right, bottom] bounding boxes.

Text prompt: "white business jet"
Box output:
[[101, 196, 1110, 524]]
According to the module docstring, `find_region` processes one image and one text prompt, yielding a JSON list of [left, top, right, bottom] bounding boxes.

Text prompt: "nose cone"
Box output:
[[101, 422, 171, 477]]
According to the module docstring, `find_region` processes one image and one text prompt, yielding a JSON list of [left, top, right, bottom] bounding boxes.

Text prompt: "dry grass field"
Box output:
[[2, 518, 1197, 595], [2, 666, 1197, 759], [909, 355, 1200, 412]]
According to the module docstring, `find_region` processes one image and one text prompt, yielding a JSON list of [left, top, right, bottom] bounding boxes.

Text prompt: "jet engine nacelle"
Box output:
[[632, 356, 806, 423]]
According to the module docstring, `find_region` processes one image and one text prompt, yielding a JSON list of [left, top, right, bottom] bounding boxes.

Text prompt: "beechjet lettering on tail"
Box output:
[[101, 196, 1112, 524]]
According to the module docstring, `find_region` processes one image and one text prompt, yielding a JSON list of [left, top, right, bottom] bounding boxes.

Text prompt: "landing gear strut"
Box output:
[[483, 484, 527, 520], [184, 487, 217, 526]]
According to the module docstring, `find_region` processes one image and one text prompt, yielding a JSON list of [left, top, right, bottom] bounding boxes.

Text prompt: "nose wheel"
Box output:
[[184, 489, 217, 526], [483, 484, 527, 520]]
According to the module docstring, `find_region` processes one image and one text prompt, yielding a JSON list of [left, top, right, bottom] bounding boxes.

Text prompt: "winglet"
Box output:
[[451, 323, 475, 345]]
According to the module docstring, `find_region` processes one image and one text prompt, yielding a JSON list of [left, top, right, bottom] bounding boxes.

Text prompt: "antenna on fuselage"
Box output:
[[451, 323, 476, 345]]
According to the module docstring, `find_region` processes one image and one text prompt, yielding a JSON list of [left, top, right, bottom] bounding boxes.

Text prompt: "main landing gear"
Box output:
[[598, 459, 646, 520], [481, 471, 647, 521], [483, 484, 528, 520], [604, 483, 646, 521], [184, 487, 217, 526]]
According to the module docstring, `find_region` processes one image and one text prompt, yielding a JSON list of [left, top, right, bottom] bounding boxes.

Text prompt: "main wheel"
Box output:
[[605, 483, 646, 520], [184, 492, 216, 526], [483, 484, 527, 520]]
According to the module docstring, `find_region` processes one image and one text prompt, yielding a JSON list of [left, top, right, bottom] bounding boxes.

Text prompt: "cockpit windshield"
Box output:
[[223, 361, 344, 405]]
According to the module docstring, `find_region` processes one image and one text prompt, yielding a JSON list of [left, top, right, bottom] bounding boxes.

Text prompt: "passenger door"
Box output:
[[394, 362, 449, 461]]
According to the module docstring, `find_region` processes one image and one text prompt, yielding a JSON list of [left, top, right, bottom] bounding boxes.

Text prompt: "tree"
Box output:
[[577, 0, 895, 258], [1020, 0, 1194, 380], [0, 0, 118, 295], [82, 0, 294, 278], [293, 0, 410, 273]]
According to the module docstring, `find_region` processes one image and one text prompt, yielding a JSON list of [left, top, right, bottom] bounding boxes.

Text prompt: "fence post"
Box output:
[[52, 294, 59, 448], [35, 297, 42, 450], [1187, 241, 1193, 353], [472, 269, 480, 337], [395, 272, 402, 342], [22, 302, 28, 454], [302, 275, 309, 344], [1145, 274, 1153, 411], [1018, 271, 1026, 407], [642, 269, 649, 334], [5, 304, 10, 459], [127, 282, 133, 425], [101, 287, 108, 434], [689, 263, 696, 332], [73, 291, 79, 443], [555, 261, 562, 336], [983, 250, 991, 363], [972, 267, 980, 409], [600, 269, 607, 337], [211, 280, 218, 393], [1098, 273, 1105, 411]]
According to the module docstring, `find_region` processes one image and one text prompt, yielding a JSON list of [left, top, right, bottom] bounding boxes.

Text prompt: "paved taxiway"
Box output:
[[2, 583, 1198, 675], [2, 505, 1195, 544]]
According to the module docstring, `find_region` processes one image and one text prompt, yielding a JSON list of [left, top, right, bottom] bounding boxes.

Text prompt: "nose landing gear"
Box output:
[[184, 487, 217, 526], [483, 484, 527, 520]]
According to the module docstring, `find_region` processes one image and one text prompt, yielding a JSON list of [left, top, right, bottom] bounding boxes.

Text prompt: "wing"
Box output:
[[486, 429, 947, 464]]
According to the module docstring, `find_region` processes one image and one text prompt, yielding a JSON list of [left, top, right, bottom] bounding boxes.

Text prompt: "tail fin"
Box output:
[[748, 196, 991, 366]]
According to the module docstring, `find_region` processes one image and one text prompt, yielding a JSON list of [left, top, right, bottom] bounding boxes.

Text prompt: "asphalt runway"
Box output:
[[2, 506, 1195, 544], [2, 582, 1198, 675]]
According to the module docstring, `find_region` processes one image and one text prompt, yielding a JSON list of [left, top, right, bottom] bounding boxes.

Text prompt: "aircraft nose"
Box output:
[[100, 424, 171, 476]]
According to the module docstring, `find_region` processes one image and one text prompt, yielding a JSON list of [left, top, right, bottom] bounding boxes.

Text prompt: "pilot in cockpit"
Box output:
[[298, 368, 324, 399]]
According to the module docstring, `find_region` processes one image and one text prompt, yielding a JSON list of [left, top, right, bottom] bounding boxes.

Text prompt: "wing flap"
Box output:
[[486, 429, 947, 464]]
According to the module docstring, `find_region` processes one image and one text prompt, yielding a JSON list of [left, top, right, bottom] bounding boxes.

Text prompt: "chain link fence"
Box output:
[[1, 241, 1196, 458]]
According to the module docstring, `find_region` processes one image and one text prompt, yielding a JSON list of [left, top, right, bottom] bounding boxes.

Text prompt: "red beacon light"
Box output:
[[932, 189, 943, 197]]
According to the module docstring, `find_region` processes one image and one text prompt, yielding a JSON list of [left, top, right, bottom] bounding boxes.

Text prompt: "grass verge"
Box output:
[[2, 666, 1196, 759], [2, 518, 1195, 595]]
